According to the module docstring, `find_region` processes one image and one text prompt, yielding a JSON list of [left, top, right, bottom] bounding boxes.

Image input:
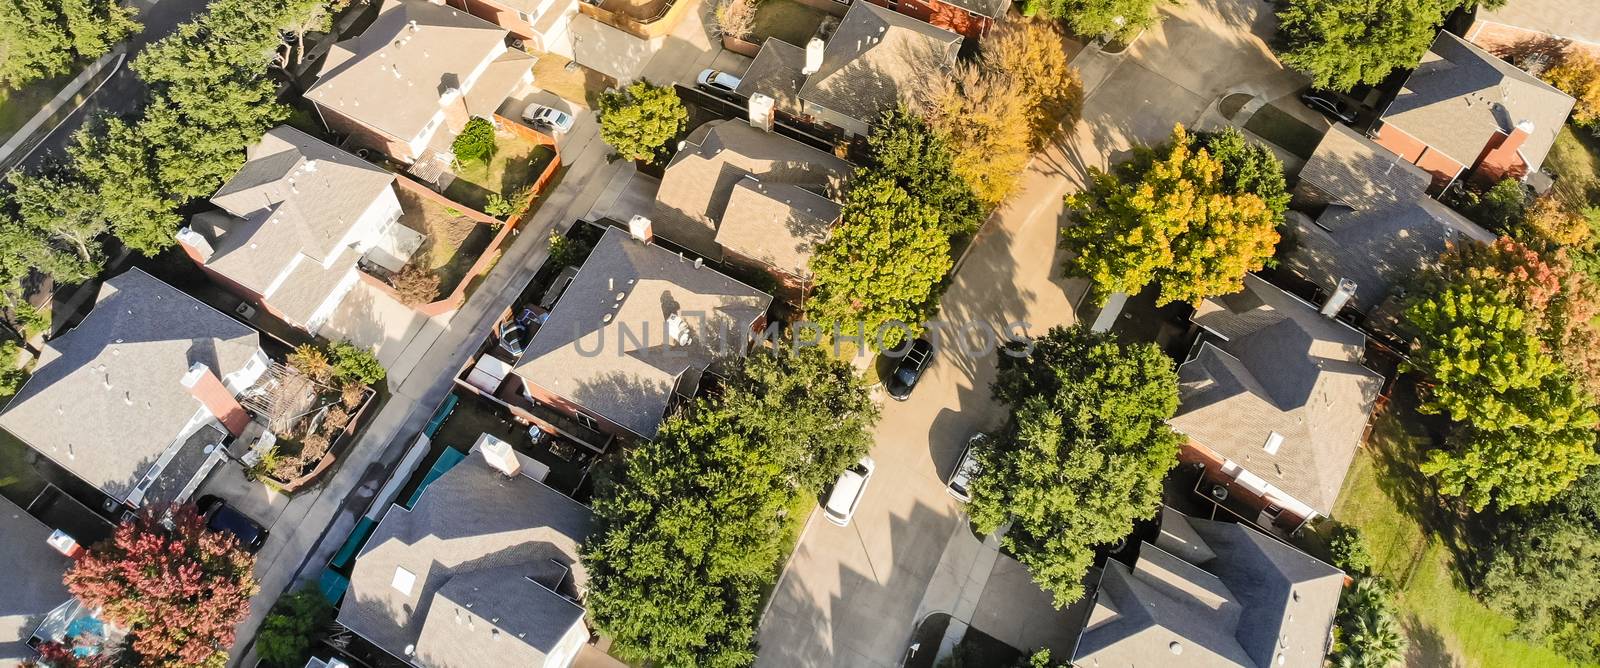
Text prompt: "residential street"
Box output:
[[755, 0, 1304, 664]]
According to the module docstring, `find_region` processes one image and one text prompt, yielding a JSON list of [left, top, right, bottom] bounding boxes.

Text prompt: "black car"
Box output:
[[885, 338, 933, 401], [196, 495, 268, 553], [1299, 90, 1358, 124]]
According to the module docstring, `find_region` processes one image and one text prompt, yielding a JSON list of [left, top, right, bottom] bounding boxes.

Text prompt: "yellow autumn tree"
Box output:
[[981, 19, 1084, 150], [1544, 51, 1600, 127], [1060, 124, 1281, 305]]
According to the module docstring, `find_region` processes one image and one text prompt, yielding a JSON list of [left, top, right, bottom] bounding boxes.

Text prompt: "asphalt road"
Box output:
[[14, 0, 213, 172], [754, 0, 1307, 664]]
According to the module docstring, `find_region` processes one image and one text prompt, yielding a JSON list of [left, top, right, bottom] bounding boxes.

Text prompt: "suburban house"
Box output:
[[1467, 0, 1600, 62], [437, 0, 579, 58], [0, 269, 269, 512], [1072, 507, 1345, 668], [305, 0, 535, 167], [1282, 124, 1496, 327], [1371, 31, 1575, 193], [736, 1, 960, 138], [1170, 275, 1384, 533], [653, 119, 850, 288], [861, 0, 1007, 40], [338, 446, 594, 668], [0, 497, 70, 663], [511, 226, 773, 441], [178, 125, 417, 336]]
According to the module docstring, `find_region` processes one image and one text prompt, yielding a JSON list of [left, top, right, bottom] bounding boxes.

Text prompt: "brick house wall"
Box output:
[[1371, 122, 1467, 193], [446, 0, 538, 38], [863, 0, 989, 39], [1470, 128, 1531, 186], [315, 102, 418, 163], [520, 377, 646, 442], [178, 241, 305, 329]]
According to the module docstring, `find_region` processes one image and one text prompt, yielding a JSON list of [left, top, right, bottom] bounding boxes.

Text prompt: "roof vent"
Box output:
[[667, 313, 692, 346], [1263, 432, 1283, 455], [1169, 641, 1183, 655], [391, 567, 416, 595]]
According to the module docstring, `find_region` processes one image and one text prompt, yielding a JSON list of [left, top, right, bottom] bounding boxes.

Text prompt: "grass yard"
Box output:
[[1545, 123, 1600, 206], [1243, 104, 1322, 159], [0, 74, 72, 140], [1322, 389, 1577, 668], [750, 0, 827, 47], [533, 53, 615, 108], [445, 130, 557, 212], [396, 188, 496, 299]]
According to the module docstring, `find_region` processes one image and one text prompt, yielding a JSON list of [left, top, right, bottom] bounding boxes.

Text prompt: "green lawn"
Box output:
[[445, 132, 557, 212], [1323, 389, 1577, 668], [750, 0, 827, 47], [1545, 123, 1600, 207], [0, 74, 72, 140], [1243, 104, 1322, 160]]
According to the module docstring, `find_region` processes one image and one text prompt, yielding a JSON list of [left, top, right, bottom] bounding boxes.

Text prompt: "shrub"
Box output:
[[1447, 178, 1529, 234], [1328, 524, 1373, 575], [548, 232, 594, 271], [13, 302, 48, 338], [287, 344, 333, 384], [483, 192, 514, 218], [392, 265, 442, 306], [255, 589, 335, 668], [712, 0, 755, 40], [452, 118, 497, 164], [329, 341, 386, 385], [0, 340, 29, 402], [340, 380, 366, 408]]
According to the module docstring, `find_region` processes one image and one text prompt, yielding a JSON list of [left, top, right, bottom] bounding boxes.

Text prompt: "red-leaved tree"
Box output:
[[63, 504, 258, 667]]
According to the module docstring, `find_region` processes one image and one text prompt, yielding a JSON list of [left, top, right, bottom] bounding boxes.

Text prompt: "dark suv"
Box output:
[[885, 338, 933, 401], [196, 495, 268, 553], [1299, 90, 1358, 124]]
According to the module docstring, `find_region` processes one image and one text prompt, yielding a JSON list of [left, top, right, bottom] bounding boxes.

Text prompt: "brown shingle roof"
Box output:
[[798, 2, 960, 125]]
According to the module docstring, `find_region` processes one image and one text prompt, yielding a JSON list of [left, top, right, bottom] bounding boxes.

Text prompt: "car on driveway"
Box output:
[[196, 495, 268, 553], [697, 69, 742, 96], [522, 104, 575, 133], [947, 434, 984, 503], [885, 338, 933, 401], [824, 456, 876, 527], [1299, 90, 1358, 124]]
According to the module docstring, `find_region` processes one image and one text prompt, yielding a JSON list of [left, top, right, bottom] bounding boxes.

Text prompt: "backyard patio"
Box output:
[[429, 391, 596, 497]]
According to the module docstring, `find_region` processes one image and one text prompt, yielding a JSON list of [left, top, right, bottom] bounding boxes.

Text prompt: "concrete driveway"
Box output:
[[756, 0, 1306, 664]]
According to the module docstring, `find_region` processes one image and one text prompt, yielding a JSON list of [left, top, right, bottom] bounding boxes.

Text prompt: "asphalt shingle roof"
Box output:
[[1074, 509, 1344, 668], [735, 38, 809, 116], [0, 269, 260, 505], [1285, 125, 1496, 310], [716, 178, 840, 278], [1475, 0, 1600, 47], [512, 227, 772, 440], [654, 119, 848, 260], [1381, 31, 1575, 171], [202, 126, 398, 325], [1172, 275, 1383, 516], [0, 496, 71, 663], [306, 0, 516, 142], [798, 2, 960, 125], [337, 456, 593, 667]]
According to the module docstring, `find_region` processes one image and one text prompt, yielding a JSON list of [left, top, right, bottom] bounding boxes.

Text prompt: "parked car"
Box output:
[[1299, 90, 1358, 124], [195, 495, 268, 553], [696, 69, 742, 95], [522, 104, 575, 133], [885, 338, 933, 401], [824, 456, 876, 527], [947, 434, 985, 503]]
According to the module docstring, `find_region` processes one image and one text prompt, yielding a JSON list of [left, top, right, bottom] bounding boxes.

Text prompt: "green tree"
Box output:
[[1046, 0, 1164, 43], [0, 214, 84, 303], [0, 0, 77, 88], [1332, 577, 1407, 668], [1328, 524, 1373, 576], [1481, 518, 1600, 663], [969, 326, 1182, 606], [865, 109, 984, 237], [5, 167, 107, 277], [255, 589, 334, 668], [809, 176, 951, 349], [1276, 0, 1464, 92], [1448, 178, 1530, 234], [721, 346, 878, 492], [452, 117, 496, 164], [68, 116, 182, 256], [597, 80, 687, 163], [60, 0, 140, 58], [584, 403, 786, 667], [1061, 124, 1281, 306], [327, 340, 385, 385], [1191, 127, 1290, 215]]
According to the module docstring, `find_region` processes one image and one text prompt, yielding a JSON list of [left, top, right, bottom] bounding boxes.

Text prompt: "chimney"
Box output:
[[479, 435, 522, 477], [1502, 119, 1535, 154], [666, 313, 692, 346], [180, 363, 250, 437], [628, 215, 653, 243], [748, 93, 775, 132], [440, 87, 462, 107], [802, 37, 824, 75], [175, 227, 215, 263], [1321, 278, 1357, 318]]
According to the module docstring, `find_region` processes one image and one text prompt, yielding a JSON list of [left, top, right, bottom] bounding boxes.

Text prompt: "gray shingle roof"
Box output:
[[717, 178, 840, 278], [1074, 509, 1345, 668], [735, 38, 808, 116], [799, 3, 960, 126], [1381, 31, 1575, 170], [1172, 275, 1383, 516], [513, 227, 772, 440], [1475, 0, 1600, 47], [306, 0, 516, 142], [938, 0, 1008, 19], [1285, 125, 1496, 310], [203, 125, 398, 325], [337, 455, 593, 667], [0, 496, 71, 663], [654, 119, 848, 260], [0, 269, 261, 505]]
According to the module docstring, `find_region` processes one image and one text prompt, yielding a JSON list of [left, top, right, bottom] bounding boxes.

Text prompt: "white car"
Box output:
[[824, 456, 876, 527], [946, 434, 984, 503], [696, 68, 742, 95], [521, 104, 575, 133]]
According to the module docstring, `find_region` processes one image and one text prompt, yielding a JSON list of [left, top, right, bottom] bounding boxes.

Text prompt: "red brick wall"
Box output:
[[863, 0, 987, 39], [1470, 129, 1531, 187], [181, 241, 305, 329], [1372, 122, 1465, 193], [448, 0, 538, 39], [316, 103, 417, 163], [521, 377, 645, 441]]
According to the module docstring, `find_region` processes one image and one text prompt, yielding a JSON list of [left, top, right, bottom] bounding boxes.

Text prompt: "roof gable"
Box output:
[[800, 3, 959, 124]]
